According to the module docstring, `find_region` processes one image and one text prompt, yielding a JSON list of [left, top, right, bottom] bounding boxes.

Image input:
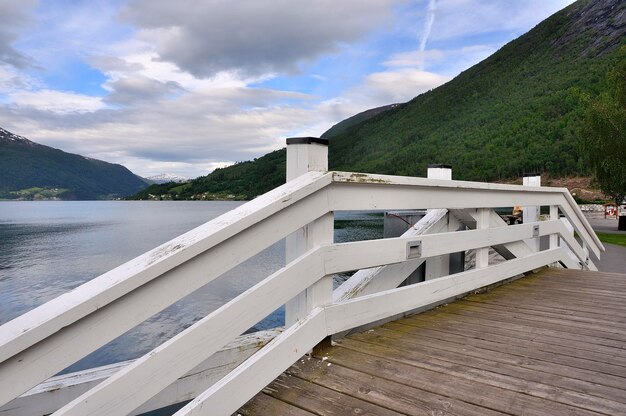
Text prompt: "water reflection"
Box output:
[[0, 202, 383, 374]]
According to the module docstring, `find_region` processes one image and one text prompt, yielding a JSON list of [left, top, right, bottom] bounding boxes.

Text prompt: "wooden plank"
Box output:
[[286, 212, 334, 325], [263, 373, 404, 416], [439, 305, 626, 345], [498, 285, 626, 302], [502, 284, 626, 301], [347, 325, 626, 390], [402, 308, 626, 352], [288, 353, 507, 416], [461, 279, 626, 315], [378, 323, 626, 378], [321, 344, 605, 416], [53, 251, 326, 416], [344, 329, 626, 404], [466, 282, 626, 311], [450, 208, 535, 261], [515, 270, 626, 286], [387, 320, 626, 368], [464, 294, 626, 321], [326, 220, 570, 272], [0, 181, 332, 407], [333, 208, 448, 302], [326, 249, 564, 334], [335, 338, 626, 415], [460, 299, 626, 329], [238, 393, 315, 416], [328, 172, 602, 258], [0, 171, 331, 363], [0, 330, 281, 416], [176, 309, 327, 416], [441, 301, 626, 341]]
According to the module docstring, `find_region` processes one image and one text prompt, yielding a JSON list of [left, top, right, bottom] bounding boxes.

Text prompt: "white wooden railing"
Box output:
[[0, 137, 603, 416]]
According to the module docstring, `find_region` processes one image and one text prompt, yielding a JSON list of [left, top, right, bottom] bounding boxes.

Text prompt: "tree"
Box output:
[[580, 46, 626, 208]]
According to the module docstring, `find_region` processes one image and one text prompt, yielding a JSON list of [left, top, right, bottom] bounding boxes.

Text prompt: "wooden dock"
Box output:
[[239, 268, 626, 416]]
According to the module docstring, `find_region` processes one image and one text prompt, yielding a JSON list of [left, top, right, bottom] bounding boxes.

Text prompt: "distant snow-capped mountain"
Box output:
[[146, 173, 189, 184], [0, 127, 148, 199], [0, 127, 31, 143]]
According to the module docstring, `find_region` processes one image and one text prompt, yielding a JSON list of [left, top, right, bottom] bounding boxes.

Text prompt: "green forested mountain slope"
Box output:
[[328, 0, 625, 180], [128, 148, 286, 200], [0, 128, 147, 200], [129, 0, 625, 200]]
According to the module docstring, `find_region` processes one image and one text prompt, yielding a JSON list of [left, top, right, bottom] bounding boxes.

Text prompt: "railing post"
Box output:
[[549, 205, 560, 267], [425, 164, 451, 279], [523, 173, 541, 252], [476, 208, 490, 268], [285, 137, 333, 326]]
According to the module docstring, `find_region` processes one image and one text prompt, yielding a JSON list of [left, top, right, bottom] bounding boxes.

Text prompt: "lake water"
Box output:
[[0, 201, 382, 374]]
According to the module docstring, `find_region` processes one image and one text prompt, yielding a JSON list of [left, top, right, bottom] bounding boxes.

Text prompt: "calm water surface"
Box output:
[[0, 201, 382, 373]]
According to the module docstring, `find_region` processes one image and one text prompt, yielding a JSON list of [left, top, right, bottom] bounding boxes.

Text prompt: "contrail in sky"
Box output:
[[419, 0, 437, 52]]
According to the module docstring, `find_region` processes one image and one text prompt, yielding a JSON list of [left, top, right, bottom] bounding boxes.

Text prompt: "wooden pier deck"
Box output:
[[238, 268, 626, 416]]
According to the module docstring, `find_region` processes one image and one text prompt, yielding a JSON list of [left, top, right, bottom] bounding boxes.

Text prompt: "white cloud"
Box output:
[[9, 90, 105, 113], [0, 0, 579, 180], [359, 69, 450, 104], [0, 0, 38, 68], [120, 0, 398, 77]]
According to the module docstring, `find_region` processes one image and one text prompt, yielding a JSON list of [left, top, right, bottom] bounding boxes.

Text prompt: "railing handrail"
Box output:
[[0, 171, 331, 361], [0, 168, 603, 414]]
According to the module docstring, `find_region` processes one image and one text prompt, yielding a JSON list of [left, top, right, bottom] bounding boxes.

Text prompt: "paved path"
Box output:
[[239, 268, 626, 416], [583, 213, 626, 273], [586, 215, 624, 234]]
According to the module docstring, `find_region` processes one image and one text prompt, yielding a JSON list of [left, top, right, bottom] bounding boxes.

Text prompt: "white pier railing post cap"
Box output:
[[522, 172, 541, 187], [285, 137, 328, 181], [427, 164, 452, 180], [286, 137, 329, 146]]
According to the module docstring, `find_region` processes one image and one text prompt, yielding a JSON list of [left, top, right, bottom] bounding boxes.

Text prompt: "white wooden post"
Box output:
[[285, 138, 333, 326], [425, 164, 451, 279], [549, 205, 560, 267], [475, 208, 490, 269], [523, 173, 541, 252], [427, 164, 452, 181]]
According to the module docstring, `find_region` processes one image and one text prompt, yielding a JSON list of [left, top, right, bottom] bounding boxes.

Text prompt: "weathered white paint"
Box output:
[[0, 330, 280, 416], [0, 177, 333, 407], [523, 174, 541, 252], [285, 139, 332, 326], [286, 139, 328, 181], [0, 162, 605, 415], [450, 209, 533, 261], [425, 166, 452, 280], [333, 209, 449, 302], [475, 208, 490, 269], [330, 171, 602, 258], [326, 248, 565, 334], [427, 164, 452, 181], [176, 308, 327, 416], [53, 251, 325, 416], [549, 205, 560, 267]]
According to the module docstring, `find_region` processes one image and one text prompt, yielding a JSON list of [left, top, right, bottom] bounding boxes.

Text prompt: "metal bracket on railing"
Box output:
[[532, 224, 540, 238], [406, 240, 422, 259]]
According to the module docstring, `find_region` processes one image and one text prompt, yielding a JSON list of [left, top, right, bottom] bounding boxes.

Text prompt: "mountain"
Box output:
[[327, 0, 625, 181], [128, 0, 625, 201], [145, 173, 189, 184], [0, 128, 148, 200], [127, 149, 286, 200], [321, 104, 399, 138]]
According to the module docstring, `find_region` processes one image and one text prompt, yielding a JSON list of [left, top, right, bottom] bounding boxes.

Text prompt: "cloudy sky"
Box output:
[[0, 0, 575, 179]]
